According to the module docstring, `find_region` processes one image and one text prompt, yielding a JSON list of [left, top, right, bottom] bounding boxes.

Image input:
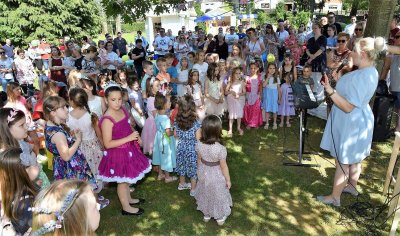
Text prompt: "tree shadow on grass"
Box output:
[[94, 116, 397, 235]]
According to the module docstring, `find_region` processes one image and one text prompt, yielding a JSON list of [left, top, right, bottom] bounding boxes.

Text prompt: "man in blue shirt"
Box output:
[[2, 39, 14, 59]]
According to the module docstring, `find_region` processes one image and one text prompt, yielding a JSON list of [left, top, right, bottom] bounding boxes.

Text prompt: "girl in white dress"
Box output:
[[204, 63, 224, 116], [81, 78, 106, 118], [176, 57, 189, 97], [185, 69, 205, 120], [192, 51, 209, 92]]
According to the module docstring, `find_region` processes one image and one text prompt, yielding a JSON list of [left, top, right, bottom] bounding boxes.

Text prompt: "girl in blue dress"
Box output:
[[317, 37, 385, 207], [153, 92, 177, 183], [262, 63, 281, 130], [174, 94, 202, 196]]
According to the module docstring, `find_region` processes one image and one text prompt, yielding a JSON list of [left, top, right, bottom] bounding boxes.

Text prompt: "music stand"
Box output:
[[283, 82, 320, 167], [283, 109, 320, 167]]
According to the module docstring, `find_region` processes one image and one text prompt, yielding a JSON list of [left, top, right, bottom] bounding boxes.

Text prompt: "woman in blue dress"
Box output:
[[317, 37, 385, 207]]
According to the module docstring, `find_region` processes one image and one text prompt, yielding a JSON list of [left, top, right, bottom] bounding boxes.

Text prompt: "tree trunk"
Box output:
[[115, 15, 122, 34], [364, 0, 397, 37], [95, 0, 108, 34]]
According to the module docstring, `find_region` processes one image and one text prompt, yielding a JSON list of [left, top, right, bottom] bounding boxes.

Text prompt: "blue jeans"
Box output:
[[1, 78, 11, 92], [42, 59, 49, 70]]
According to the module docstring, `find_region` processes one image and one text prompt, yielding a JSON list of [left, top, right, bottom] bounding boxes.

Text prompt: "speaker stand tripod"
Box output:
[[283, 110, 320, 167]]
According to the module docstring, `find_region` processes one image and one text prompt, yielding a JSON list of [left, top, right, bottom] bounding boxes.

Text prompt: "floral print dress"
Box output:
[[45, 125, 97, 189]]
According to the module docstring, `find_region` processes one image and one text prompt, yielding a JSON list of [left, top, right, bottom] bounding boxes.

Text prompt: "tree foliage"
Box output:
[[0, 0, 101, 47], [101, 0, 184, 23], [255, 2, 310, 28]]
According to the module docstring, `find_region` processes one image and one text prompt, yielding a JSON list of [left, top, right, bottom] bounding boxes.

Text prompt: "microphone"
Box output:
[[336, 58, 349, 73]]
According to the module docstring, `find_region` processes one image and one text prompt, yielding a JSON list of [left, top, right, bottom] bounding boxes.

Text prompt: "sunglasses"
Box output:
[[337, 40, 346, 43], [0, 52, 5, 54], [355, 28, 363, 32], [395, 35, 400, 39]]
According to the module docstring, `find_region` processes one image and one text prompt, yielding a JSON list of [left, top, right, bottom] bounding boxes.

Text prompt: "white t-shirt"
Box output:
[[344, 23, 356, 36], [225, 33, 239, 52], [154, 36, 172, 55]]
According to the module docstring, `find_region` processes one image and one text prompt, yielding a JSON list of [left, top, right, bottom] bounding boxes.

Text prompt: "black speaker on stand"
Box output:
[[372, 80, 396, 142], [372, 95, 395, 142]]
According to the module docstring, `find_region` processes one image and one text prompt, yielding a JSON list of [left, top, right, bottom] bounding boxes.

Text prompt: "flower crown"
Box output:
[[7, 109, 19, 124], [30, 189, 80, 236], [104, 80, 121, 92]]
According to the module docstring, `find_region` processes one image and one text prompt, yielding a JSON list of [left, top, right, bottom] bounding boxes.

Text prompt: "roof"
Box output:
[[203, 8, 234, 17]]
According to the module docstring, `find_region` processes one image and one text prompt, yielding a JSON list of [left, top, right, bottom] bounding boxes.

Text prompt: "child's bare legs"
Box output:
[[190, 177, 197, 190], [272, 113, 278, 129], [155, 166, 164, 180], [279, 115, 285, 127], [264, 112, 270, 129], [237, 118, 243, 135], [179, 176, 186, 186], [286, 116, 291, 127], [228, 119, 233, 136], [118, 183, 140, 213]]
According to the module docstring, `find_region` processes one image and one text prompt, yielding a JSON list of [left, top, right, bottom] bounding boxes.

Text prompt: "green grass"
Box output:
[[42, 116, 397, 235]]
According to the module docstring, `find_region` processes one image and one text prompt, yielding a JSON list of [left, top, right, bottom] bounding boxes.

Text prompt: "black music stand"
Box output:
[[283, 109, 320, 167], [283, 81, 320, 167]]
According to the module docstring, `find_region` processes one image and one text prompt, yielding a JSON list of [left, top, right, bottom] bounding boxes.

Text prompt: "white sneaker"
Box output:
[[177, 183, 191, 190], [216, 216, 227, 226], [203, 215, 211, 222]]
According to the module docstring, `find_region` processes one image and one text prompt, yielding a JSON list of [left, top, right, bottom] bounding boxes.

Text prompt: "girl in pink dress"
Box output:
[[225, 67, 246, 137], [98, 82, 151, 216], [141, 77, 160, 155], [243, 62, 263, 128]]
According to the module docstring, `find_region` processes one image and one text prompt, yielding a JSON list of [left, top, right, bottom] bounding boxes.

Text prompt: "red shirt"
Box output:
[[39, 43, 51, 60]]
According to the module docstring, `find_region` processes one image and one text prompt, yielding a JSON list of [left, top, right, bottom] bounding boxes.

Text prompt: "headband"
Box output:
[[104, 81, 121, 92], [7, 108, 19, 124], [30, 189, 80, 236]]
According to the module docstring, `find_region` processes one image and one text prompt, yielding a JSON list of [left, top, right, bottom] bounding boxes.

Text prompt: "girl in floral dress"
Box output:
[[174, 94, 202, 196], [43, 96, 97, 189], [284, 26, 303, 66]]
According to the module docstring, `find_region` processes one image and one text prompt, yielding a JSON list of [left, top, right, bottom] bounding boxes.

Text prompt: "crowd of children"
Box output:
[[0, 45, 312, 234]]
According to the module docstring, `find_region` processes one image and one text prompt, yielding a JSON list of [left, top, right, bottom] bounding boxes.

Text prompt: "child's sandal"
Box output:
[[264, 124, 269, 130], [272, 123, 277, 130], [286, 122, 291, 127]]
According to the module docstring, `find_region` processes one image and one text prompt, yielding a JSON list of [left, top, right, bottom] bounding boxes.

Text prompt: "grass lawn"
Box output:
[[43, 115, 397, 235]]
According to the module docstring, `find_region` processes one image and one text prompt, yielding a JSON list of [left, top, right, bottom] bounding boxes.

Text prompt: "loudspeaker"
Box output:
[[373, 95, 395, 142]]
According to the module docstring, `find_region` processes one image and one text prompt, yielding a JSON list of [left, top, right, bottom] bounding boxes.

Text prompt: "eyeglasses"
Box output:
[[0, 52, 5, 54], [355, 28, 363, 32], [337, 40, 346, 43]]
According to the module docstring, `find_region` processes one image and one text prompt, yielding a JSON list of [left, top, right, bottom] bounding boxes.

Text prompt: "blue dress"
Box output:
[[153, 114, 176, 172], [175, 121, 201, 178], [262, 77, 280, 113], [320, 67, 378, 164]]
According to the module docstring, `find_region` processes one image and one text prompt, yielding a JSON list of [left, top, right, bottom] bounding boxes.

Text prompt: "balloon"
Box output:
[[121, 55, 129, 62], [31, 40, 39, 47], [267, 53, 275, 63]]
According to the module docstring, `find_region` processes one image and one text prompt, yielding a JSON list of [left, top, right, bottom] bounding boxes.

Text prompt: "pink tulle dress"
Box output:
[[98, 108, 151, 184], [243, 74, 263, 127], [141, 96, 157, 154]]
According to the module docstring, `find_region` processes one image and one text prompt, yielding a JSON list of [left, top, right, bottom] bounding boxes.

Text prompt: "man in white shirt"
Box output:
[[276, 20, 289, 62], [225, 26, 239, 54], [344, 15, 357, 37], [153, 28, 173, 58]]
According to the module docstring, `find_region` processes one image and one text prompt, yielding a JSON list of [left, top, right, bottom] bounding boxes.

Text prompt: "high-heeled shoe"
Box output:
[[121, 208, 144, 216], [316, 196, 341, 207], [129, 198, 145, 206]]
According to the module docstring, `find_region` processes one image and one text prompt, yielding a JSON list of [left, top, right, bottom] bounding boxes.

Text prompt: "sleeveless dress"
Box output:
[[194, 142, 232, 219], [262, 77, 280, 113], [175, 121, 201, 178], [284, 35, 303, 66], [185, 84, 205, 120], [226, 81, 245, 119], [88, 96, 103, 118], [67, 112, 104, 191], [243, 75, 263, 127], [152, 114, 176, 172], [98, 108, 151, 183], [278, 83, 295, 116], [50, 58, 66, 84], [141, 96, 157, 154], [44, 125, 97, 189], [205, 79, 225, 116]]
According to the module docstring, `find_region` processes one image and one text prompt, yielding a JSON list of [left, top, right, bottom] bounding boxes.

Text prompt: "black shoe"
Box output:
[[129, 198, 145, 206], [121, 208, 144, 216]]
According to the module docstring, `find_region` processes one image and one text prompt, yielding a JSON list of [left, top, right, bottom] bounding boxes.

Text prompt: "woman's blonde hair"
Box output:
[[354, 37, 386, 61], [32, 179, 95, 236]]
